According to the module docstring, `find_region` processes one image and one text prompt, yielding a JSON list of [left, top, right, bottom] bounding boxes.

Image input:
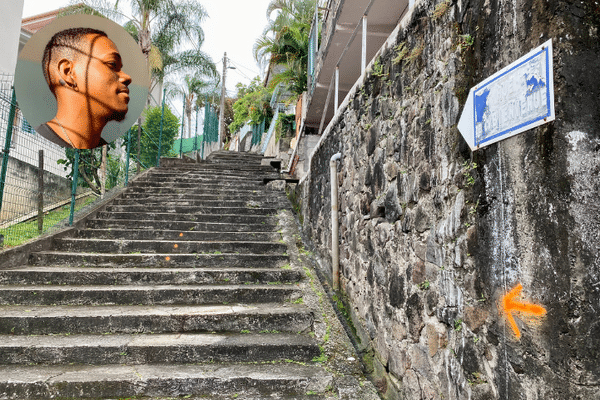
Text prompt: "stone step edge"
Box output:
[[75, 228, 281, 237], [0, 283, 299, 291], [0, 304, 313, 335], [0, 332, 320, 365], [0, 362, 332, 399], [55, 238, 285, 246], [0, 266, 295, 273], [0, 303, 309, 319]]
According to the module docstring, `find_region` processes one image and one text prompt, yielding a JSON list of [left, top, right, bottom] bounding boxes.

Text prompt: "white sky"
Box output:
[[21, 0, 273, 99]]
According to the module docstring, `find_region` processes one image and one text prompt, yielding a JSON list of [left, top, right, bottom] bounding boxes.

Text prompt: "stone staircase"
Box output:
[[0, 151, 378, 399]]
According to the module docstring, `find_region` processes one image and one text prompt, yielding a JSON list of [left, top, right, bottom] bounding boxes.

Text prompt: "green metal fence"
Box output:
[[251, 120, 267, 146], [0, 74, 177, 249], [172, 135, 204, 157], [200, 100, 219, 158]]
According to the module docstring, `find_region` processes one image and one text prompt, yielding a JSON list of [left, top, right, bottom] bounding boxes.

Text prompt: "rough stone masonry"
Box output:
[[295, 0, 600, 399]]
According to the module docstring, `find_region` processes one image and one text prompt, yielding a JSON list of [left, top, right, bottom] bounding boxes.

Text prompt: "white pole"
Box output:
[[361, 15, 367, 75], [330, 152, 342, 290], [218, 52, 228, 150], [335, 67, 339, 111]]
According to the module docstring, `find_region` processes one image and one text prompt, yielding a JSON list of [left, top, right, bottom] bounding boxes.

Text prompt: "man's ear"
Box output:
[[57, 58, 77, 89]]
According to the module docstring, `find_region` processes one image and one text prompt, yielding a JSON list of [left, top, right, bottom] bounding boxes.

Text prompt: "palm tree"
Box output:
[[166, 75, 215, 139], [67, 0, 218, 97], [253, 0, 317, 96], [66, 0, 217, 171]]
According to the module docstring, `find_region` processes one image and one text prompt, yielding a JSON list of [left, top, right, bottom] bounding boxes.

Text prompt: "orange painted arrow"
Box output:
[[501, 284, 546, 339]]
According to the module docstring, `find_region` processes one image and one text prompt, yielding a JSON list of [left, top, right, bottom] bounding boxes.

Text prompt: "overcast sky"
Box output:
[[22, 0, 274, 99]]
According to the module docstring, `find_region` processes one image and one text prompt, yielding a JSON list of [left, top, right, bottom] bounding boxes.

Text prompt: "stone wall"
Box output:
[[296, 0, 600, 399]]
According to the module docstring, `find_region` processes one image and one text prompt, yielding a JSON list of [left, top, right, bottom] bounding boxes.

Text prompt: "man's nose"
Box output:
[[120, 71, 132, 86]]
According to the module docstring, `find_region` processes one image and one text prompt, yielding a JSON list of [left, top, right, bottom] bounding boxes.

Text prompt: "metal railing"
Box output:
[[0, 74, 157, 249]]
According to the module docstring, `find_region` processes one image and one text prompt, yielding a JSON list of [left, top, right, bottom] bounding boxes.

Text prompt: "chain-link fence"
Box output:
[[199, 100, 219, 158], [0, 73, 81, 248], [0, 72, 230, 249], [0, 74, 173, 249]]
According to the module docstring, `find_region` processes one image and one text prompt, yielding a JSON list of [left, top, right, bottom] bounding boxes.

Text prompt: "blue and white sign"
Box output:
[[458, 39, 555, 150]]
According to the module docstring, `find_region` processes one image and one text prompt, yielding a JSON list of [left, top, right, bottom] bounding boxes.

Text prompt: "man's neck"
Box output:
[[53, 104, 105, 149]]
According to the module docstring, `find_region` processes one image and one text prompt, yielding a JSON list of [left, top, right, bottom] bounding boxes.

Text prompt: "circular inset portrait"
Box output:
[[15, 14, 150, 149]]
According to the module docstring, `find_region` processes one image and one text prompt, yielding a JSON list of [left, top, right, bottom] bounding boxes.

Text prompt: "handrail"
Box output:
[[261, 107, 280, 154]]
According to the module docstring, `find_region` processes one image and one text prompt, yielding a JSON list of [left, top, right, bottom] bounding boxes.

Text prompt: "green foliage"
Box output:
[[332, 294, 359, 342], [457, 34, 474, 53], [468, 372, 487, 385], [432, 0, 451, 20], [406, 42, 425, 64], [275, 113, 296, 143], [140, 105, 180, 167], [254, 0, 317, 96], [71, 0, 218, 95], [229, 77, 273, 134], [454, 319, 463, 331], [462, 160, 478, 187], [106, 154, 124, 189], [166, 75, 215, 140], [372, 58, 386, 77], [57, 143, 123, 195], [392, 42, 409, 65]]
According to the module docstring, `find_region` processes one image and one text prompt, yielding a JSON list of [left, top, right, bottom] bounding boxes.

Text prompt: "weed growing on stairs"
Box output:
[[303, 266, 332, 364], [332, 293, 358, 341]]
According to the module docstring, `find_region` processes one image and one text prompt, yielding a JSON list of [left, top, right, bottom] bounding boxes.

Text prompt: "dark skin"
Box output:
[[46, 33, 132, 149]]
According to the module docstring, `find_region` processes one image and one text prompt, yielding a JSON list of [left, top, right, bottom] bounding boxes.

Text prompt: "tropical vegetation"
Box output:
[[229, 77, 274, 134], [139, 105, 180, 167], [66, 0, 218, 97], [253, 0, 318, 96]]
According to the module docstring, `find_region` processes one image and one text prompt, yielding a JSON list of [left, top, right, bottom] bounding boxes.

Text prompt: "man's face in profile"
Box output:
[[74, 34, 131, 122]]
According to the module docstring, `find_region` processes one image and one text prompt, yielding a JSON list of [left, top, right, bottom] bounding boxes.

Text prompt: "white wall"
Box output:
[[0, 0, 25, 75]]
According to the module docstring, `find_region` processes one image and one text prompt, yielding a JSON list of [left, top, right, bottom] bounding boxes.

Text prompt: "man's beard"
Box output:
[[110, 108, 128, 122]]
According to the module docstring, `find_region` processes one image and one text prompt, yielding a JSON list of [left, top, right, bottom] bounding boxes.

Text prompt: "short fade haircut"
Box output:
[[42, 27, 108, 94]]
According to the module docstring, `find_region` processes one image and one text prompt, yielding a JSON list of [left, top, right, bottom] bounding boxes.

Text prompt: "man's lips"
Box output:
[[118, 88, 130, 103]]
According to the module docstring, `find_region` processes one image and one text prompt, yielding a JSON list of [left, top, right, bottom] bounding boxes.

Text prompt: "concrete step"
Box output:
[[0, 362, 332, 399], [123, 184, 274, 193], [151, 169, 278, 179], [111, 198, 287, 208], [53, 238, 287, 255], [144, 171, 279, 181], [75, 228, 281, 242], [94, 211, 280, 224], [29, 252, 289, 268], [0, 266, 299, 286], [163, 159, 271, 168], [124, 185, 276, 195], [128, 180, 266, 189], [119, 191, 287, 202], [0, 284, 301, 306], [208, 153, 267, 164], [128, 183, 268, 192], [151, 165, 272, 173], [0, 303, 312, 335], [85, 219, 279, 232], [103, 204, 282, 216], [0, 332, 320, 365]]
